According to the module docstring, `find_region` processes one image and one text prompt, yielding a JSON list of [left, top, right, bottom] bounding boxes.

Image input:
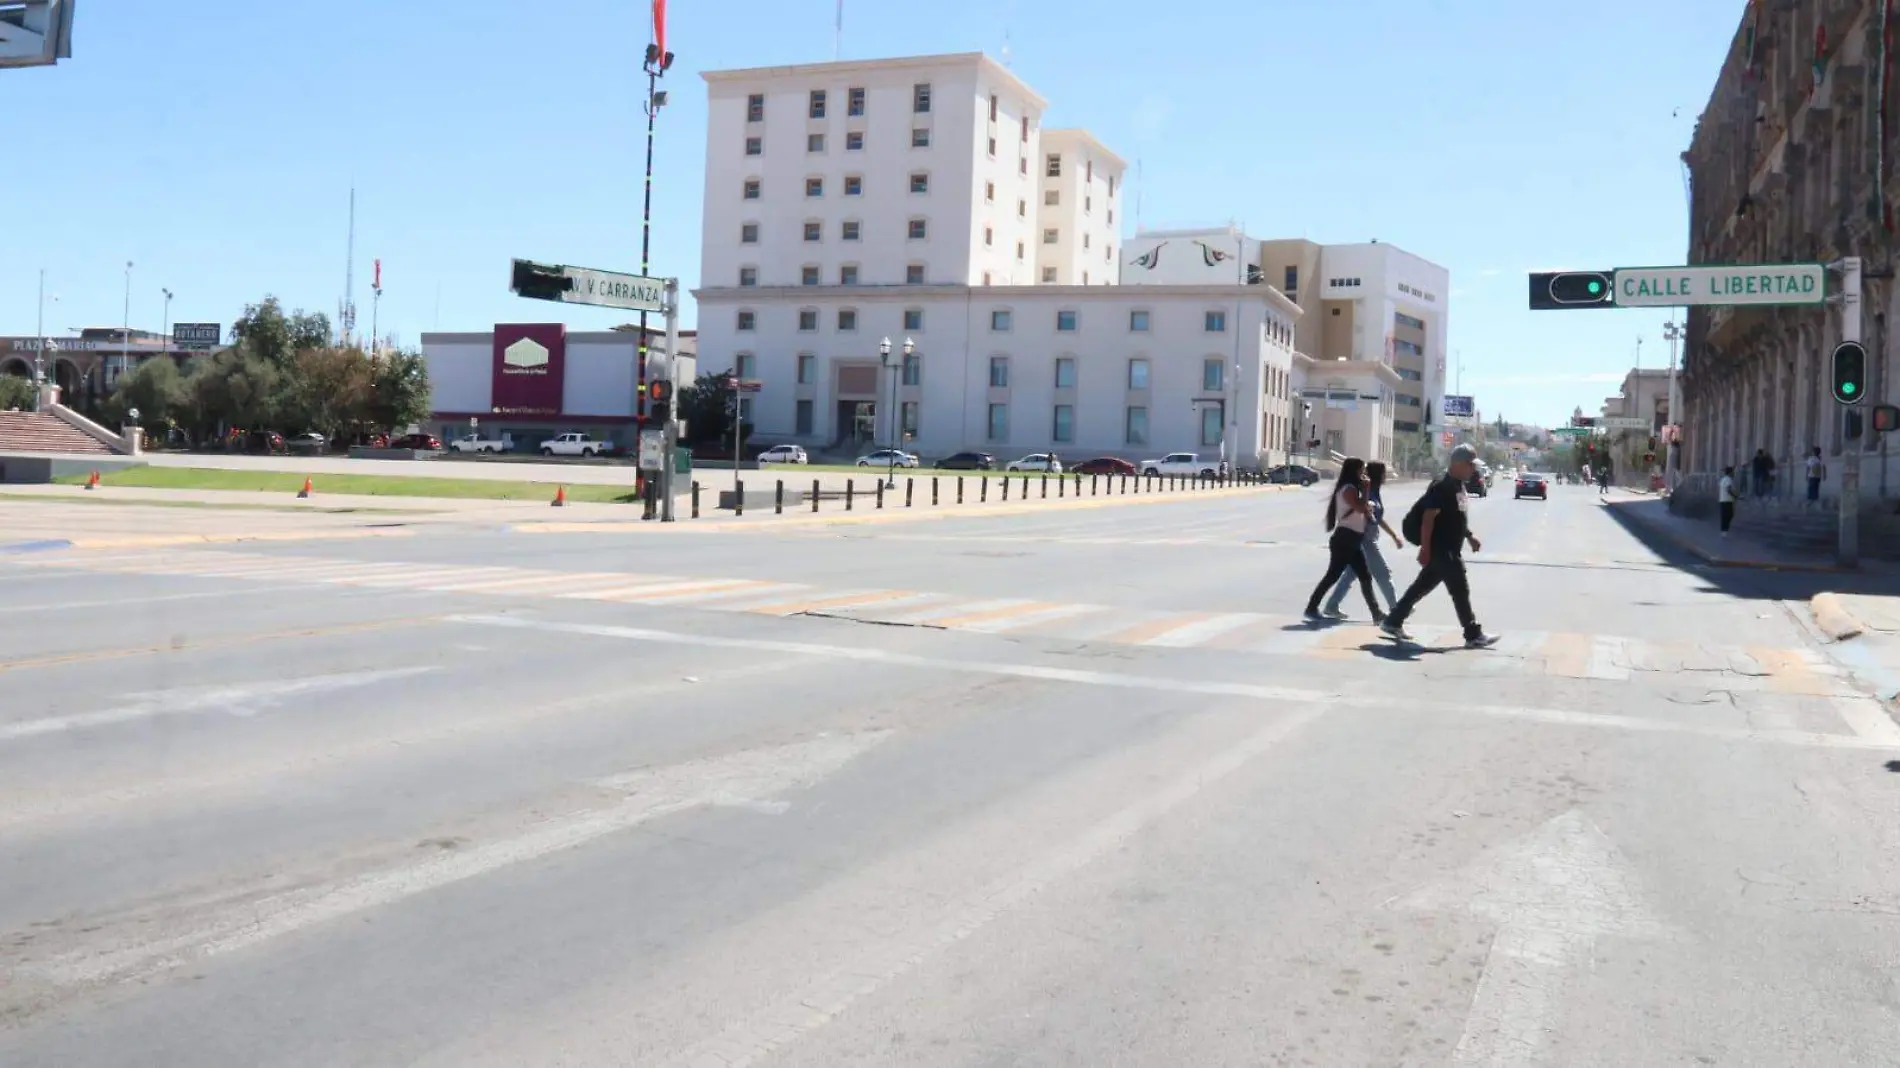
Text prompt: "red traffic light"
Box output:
[[1874, 404, 1900, 433], [649, 380, 673, 406]]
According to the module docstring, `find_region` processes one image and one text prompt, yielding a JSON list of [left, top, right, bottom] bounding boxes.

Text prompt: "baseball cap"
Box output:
[[1449, 444, 1479, 464]]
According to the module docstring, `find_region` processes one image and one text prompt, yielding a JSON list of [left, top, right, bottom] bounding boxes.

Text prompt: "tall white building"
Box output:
[[696, 53, 1297, 467]]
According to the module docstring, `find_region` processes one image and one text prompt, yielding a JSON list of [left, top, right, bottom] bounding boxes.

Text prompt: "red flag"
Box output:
[[652, 0, 667, 64], [373, 258, 382, 290]]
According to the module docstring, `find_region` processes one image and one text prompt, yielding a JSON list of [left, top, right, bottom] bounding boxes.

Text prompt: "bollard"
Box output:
[[1040, 474, 1048, 499], [735, 480, 745, 517], [846, 480, 855, 510], [1058, 474, 1065, 498], [691, 480, 701, 518], [811, 478, 821, 513], [1002, 478, 1010, 501], [932, 477, 939, 506], [1091, 473, 1098, 496], [979, 477, 986, 502], [906, 478, 914, 507], [957, 477, 965, 503], [876, 480, 885, 508], [775, 479, 785, 514]]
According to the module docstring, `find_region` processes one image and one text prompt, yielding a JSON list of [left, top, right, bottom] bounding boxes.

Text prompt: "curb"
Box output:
[[53, 527, 417, 552], [1613, 505, 1852, 574], [1810, 592, 1867, 641]]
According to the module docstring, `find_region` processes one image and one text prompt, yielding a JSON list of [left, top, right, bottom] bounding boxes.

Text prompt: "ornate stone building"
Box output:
[[1681, 0, 1899, 500]]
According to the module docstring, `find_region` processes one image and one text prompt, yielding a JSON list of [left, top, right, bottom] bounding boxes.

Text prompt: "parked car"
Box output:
[[391, 432, 443, 451], [1006, 453, 1064, 473], [284, 432, 327, 454], [1140, 452, 1217, 478], [856, 448, 918, 468], [934, 451, 995, 471], [1514, 472, 1549, 500], [1265, 463, 1320, 486], [1070, 456, 1136, 476], [538, 432, 606, 457], [756, 444, 809, 465], [449, 433, 511, 454]]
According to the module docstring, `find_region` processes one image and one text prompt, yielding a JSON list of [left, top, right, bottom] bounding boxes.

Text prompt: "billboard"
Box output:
[[1120, 231, 1259, 286], [491, 323, 566, 416], [1442, 394, 1475, 419]]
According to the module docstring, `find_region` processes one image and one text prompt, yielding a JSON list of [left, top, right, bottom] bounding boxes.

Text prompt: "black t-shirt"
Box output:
[[1421, 474, 1470, 552]]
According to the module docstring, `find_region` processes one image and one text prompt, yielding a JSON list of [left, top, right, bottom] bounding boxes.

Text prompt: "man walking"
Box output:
[[1381, 444, 1497, 648]]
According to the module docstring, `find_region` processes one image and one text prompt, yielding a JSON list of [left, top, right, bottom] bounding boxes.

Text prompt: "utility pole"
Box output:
[[1834, 256, 1864, 568], [120, 260, 133, 385], [33, 269, 47, 410], [637, 18, 674, 521], [161, 288, 173, 355], [1661, 320, 1684, 492]]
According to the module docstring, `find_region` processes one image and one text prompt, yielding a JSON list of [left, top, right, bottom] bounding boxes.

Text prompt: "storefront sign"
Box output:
[[491, 323, 566, 416]]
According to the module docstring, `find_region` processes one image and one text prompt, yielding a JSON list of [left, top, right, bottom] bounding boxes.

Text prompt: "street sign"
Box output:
[[1599, 416, 1651, 430], [509, 258, 668, 313], [1612, 263, 1825, 308], [172, 322, 220, 349], [734, 379, 763, 393], [1552, 427, 1592, 437], [638, 429, 665, 471], [1442, 394, 1475, 419]]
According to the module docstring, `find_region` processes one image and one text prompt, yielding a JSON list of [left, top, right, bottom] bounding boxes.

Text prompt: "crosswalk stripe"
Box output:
[[620, 580, 804, 606], [1140, 612, 1267, 648], [1541, 632, 1594, 678], [1097, 612, 1224, 646], [742, 589, 921, 617], [922, 599, 1059, 629], [892, 598, 1023, 626], [960, 602, 1103, 634], [1749, 647, 1839, 697]]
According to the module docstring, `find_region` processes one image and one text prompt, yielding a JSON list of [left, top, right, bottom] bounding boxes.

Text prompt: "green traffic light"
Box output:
[[1844, 382, 1858, 395], [1587, 280, 1602, 295]]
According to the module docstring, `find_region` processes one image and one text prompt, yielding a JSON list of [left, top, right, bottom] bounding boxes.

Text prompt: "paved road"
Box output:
[[3, 481, 1898, 1065]]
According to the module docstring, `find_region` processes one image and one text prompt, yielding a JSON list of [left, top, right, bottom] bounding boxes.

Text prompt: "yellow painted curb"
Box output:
[[62, 527, 417, 551], [1811, 592, 1867, 641], [513, 483, 1299, 535]]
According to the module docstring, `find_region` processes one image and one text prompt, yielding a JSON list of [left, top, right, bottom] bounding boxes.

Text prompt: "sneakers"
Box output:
[[1379, 618, 1411, 641], [1465, 632, 1500, 649], [1303, 609, 1324, 622], [1321, 606, 1349, 620]]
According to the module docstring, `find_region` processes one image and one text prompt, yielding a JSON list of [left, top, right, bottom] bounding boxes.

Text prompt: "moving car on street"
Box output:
[[1265, 463, 1320, 486], [1006, 453, 1064, 473], [1514, 471, 1549, 500], [934, 451, 996, 471], [856, 448, 918, 468], [1140, 452, 1217, 478], [756, 444, 808, 465], [1070, 456, 1136, 476]]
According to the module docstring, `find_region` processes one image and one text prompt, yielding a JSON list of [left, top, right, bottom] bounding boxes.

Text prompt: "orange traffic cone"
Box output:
[[551, 485, 567, 507], [297, 477, 313, 499], [85, 470, 99, 490]]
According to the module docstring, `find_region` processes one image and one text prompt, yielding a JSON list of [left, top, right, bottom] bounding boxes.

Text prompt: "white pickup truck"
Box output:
[[449, 433, 512, 454], [538, 432, 608, 457], [1139, 451, 1219, 478]]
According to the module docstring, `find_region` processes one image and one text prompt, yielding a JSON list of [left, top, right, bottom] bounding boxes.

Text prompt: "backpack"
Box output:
[[1401, 494, 1427, 546]]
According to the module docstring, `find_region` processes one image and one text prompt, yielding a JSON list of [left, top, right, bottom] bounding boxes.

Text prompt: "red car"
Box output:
[[1071, 456, 1137, 476], [391, 433, 443, 451]]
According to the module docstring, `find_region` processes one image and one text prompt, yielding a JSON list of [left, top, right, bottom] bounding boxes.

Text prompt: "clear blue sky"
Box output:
[[9, 0, 1739, 426]]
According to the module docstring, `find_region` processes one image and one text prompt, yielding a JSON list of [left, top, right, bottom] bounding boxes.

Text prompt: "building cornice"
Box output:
[[693, 283, 1302, 318], [702, 52, 1050, 111], [1042, 128, 1128, 169]]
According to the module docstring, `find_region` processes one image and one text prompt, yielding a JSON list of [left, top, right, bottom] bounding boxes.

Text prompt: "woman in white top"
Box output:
[[1304, 457, 1384, 622]]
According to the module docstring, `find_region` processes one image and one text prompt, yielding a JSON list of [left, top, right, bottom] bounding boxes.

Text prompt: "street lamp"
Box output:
[[120, 260, 133, 385], [878, 336, 915, 487], [1661, 320, 1684, 491], [161, 288, 173, 354]]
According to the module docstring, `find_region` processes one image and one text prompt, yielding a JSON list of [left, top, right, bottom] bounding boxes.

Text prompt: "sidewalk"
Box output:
[[1604, 496, 1865, 573], [1807, 593, 1900, 709]]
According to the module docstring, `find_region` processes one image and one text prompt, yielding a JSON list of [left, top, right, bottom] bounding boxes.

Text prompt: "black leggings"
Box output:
[[1307, 527, 1380, 616]]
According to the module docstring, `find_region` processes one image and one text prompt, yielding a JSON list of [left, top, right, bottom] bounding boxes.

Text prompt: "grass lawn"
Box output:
[[0, 492, 430, 515], [54, 467, 640, 504]]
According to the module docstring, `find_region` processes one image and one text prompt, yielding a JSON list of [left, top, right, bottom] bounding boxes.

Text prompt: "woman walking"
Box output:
[[1320, 460, 1400, 619], [1304, 457, 1384, 623]]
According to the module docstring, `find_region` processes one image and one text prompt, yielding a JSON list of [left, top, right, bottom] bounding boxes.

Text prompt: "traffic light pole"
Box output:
[[660, 279, 679, 523], [1834, 257, 1863, 568]]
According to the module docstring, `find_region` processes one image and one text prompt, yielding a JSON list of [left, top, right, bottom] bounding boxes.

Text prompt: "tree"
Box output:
[[678, 370, 751, 450], [230, 297, 332, 368], [366, 348, 432, 432], [184, 349, 285, 437], [105, 357, 187, 431], [0, 372, 34, 412], [284, 346, 374, 440]]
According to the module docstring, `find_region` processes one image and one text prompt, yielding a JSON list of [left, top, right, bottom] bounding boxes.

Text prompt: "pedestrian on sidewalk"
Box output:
[[1804, 446, 1827, 505], [1751, 448, 1772, 498], [1320, 460, 1400, 619], [1381, 444, 1497, 648], [1719, 466, 1737, 536], [1304, 457, 1384, 623]]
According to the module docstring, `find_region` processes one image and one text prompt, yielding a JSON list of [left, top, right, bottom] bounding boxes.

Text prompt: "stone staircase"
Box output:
[[0, 411, 118, 455], [1731, 497, 1900, 562]]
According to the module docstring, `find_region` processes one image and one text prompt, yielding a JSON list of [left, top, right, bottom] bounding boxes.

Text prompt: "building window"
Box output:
[[807, 132, 825, 153], [735, 352, 758, 380], [801, 265, 820, 286], [906, 264, 925, 284], [839, 264, 859, 285], [982, 271, 992, 286], [841, 219, 861, 241], [1053, 404, 1074, 443], [1045, 189, 1059, 206], [746, 94, 765, 122], [803, 221, 822, 242], [738, 266, 758, 287], [908, 218, 928, 239], [806, 177, 823, 197], [989, 93, 999, 122], [845, 130, 864, 150], [1204, 310, 1227, 332], [1085, 160, 1093, 182], [798, 309, 818, 332], [903, 307, 923, 331], [1043, 228, 1058, 245], [847, 87, 865, 116], [1016, 241, 1025, 261], [1127, 358, 1150, 390], [984, 227, 993, 247], [911, 127, 930, 148], [1055, 357, 1076, 388], [795, 399, 814, 434], [1107, 176, 1116, 196], [797, 353, 816, 383], [987, 403, 1008, 441], [1019, 157, 1027, 175], [902, 353, 921, 386], [985, 181, 995, 202], [1021, 115, 1030, 142], [1203, 358, 1224, 392], [911, 172, 929, 194], [990, 309, 1012, 332], [1085, 195, 1092, 213], [1125, 406, 1149, 446], [1041, 266, 1057, 283], [1083, 271, 1090, 284], [1017, 199, 1026, 218], [743, 178, 760, 199], [913, 82, 931, 113], [901, 400, 919, 437], [745, 136, 762, 156], [1283, 265, 1298, 293], [987, 136, 997, 156], [1056, 310, 1078, 332], [1200, 403, 1223, 447], [736, 309, 756, 331], [1129, 310, 1150, 332], [740, 222, 759, 243], [809, 89, 826, 118], [837, 308, 858, 331], [989, 356, 1009, 387], [1395, 312, 1426, 330], [1045, 153, 1061, 177], [844, 174, 862, 196]]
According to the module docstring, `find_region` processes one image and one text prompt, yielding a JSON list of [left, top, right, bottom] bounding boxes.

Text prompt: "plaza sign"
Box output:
[[1613, 264, 1825, 308]]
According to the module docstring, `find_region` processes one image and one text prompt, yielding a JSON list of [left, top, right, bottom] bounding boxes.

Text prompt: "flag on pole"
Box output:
[[373, 258, 382, 290], [652, 0, 667, 63]]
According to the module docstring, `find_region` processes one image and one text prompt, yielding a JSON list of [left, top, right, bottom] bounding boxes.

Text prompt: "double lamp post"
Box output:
[[879, 335, 915, 488]]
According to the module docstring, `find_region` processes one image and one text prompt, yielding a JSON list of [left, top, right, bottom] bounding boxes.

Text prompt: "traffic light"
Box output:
[[510, 259, 572, 302], [1874, 404, 1900, 433], [1831, 341, 1867, 405], [649, 379, 674, 420], [1529, 271, 1616, 311]]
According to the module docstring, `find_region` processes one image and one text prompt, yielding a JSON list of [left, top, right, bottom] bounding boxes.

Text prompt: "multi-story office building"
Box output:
[[695, 53, 1303, 468]]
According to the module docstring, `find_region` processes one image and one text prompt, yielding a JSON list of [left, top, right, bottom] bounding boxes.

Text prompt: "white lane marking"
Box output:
[[32, 731, 890, 990], [655, 707, 1327, 1068], [446, 615, 1900, 752], [1394, 810, 1670, 1066], [0, 666, 439, 743], [1140, 612, 1265, 648]]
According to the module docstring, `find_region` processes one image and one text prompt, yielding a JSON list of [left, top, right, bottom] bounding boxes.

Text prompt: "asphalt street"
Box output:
[[3, 479, 1899, 1066]]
